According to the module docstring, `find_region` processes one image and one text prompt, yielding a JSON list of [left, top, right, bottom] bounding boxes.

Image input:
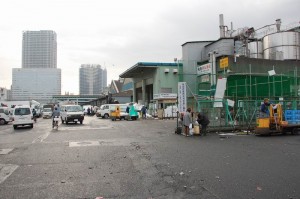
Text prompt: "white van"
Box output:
[[12, 105, 33, 129], [0, 107, 12, 125], [96, 104, 128, 119], [60, 105, 84, 124]]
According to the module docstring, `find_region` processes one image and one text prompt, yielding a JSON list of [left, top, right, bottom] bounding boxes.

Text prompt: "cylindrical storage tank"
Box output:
[[248, 41, 263, 59], [263, 31, 300, 60]]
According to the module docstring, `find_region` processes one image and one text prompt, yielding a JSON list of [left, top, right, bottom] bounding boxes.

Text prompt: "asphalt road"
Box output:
[[0, 116, 299, 199]]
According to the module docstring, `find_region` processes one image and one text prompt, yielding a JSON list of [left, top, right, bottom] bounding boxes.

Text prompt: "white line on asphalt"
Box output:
[[59, 126, 112, 131], [0, 148, 14, 155], [0, 164, 19, 184], [32, 131, 51, 143]]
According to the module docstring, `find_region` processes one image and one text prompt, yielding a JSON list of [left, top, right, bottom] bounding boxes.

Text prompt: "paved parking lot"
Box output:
[[0, 116, 299, 199]]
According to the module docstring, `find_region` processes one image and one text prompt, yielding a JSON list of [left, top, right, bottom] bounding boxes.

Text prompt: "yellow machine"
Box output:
[[255, 104, 298, 135], [110, 105, 121, 121]]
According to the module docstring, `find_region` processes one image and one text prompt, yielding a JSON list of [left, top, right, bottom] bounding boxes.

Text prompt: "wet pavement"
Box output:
[[0, 116, 299, 199]]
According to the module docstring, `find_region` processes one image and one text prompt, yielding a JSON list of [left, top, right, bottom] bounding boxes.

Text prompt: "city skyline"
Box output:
[[0, 0, 299, 94]]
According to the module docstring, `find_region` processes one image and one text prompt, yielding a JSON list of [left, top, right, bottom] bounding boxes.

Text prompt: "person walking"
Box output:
[[141, 106, 147, 119], [87, 107, 91, 116], [182, 108, 192, 137], [32, 108, 37, 122], [51, 107, 60, 128], [197, 112, 210, 136]]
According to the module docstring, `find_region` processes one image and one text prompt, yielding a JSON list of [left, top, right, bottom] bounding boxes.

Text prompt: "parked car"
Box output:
[[12, 105, 33, 129], [42, 108, 52, 119], [60, 105, 84, 124], [0, 107, 12, 125]]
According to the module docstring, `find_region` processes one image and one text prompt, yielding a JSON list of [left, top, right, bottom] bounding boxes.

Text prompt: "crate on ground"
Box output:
[[285, 115, 294, 121], [293, 115, 300, 120], [285, 110, 294, 116], [287, 120, 300, 124]]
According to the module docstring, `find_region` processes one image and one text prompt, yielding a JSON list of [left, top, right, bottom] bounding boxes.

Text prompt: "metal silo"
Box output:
[[263, 31, 300, 60], [248, 41, 263, 59]]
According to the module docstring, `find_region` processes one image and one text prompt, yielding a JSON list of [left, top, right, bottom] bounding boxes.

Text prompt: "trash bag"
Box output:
[[175, 127, 182, 134]]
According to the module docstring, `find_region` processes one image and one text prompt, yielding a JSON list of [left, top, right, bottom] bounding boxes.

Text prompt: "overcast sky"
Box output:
[[0, 0, 299, 94]]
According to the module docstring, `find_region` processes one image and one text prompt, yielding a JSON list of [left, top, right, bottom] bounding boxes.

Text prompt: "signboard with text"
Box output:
[[220, 57, 229, 69], [178, 82, 187, 112], [153, 93, 177, 99], [197, 63, 211, 75], [200, 74, 210, 83]]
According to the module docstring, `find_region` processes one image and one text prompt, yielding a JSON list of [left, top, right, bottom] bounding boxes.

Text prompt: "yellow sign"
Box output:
[[220, 57, 229, 69]]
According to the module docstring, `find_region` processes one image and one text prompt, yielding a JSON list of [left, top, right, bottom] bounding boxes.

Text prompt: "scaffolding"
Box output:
[[225, 73, 300, 101]]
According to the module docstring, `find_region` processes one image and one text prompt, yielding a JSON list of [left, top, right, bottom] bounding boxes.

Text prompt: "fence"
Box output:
[[195, 99, 300, 131], [196, 99, 234, 129]]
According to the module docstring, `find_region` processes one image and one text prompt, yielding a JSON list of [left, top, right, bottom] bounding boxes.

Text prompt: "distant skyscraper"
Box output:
[[79, 64, 107, 95], [11, 30, 60, 103], [22, 30, 57, 68]]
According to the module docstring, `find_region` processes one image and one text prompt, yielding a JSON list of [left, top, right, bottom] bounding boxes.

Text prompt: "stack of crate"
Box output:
[[285, 110, 300, 124]]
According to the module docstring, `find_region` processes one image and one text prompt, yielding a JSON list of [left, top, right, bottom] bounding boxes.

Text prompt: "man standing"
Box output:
[[182, 108, 192, 137], [141, 106, 147, 119], [260, 98, 271, 117], [197, 112, 210, 136]]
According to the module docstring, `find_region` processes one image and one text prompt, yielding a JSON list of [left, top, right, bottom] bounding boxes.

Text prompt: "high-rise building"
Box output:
[[22, 30, 57, 68], [11, 68, 61, 103], [11, 30, 60, 103], [79, 64, 107, 95]]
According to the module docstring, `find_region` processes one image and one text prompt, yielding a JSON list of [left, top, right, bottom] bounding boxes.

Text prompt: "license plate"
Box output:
[[74, 119, 78, 121]]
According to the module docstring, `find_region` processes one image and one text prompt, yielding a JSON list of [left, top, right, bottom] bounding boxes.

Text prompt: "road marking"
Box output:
[[0, 164, 19, 184], [32, 131, 51, 143], [0, 148, 14, 155], [60, 126, 112, 131], [69, 141, 100, 147]]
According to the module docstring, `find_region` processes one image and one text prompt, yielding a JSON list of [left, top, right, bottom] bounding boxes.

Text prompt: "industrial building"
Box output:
[[179, 14, 300, 129], [120, 62, 182, 117], [182, 15, 300, 103]]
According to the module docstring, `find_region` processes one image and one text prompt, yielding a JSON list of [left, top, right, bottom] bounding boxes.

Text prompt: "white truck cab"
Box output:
[[96, 104, 129, 119], [60, 105, 84, 124]]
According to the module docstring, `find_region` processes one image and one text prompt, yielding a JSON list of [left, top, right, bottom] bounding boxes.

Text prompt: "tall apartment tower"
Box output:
[[22, 30, 57, 68], [79, 64, 107, 95], [12, 30, 60, 103]]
